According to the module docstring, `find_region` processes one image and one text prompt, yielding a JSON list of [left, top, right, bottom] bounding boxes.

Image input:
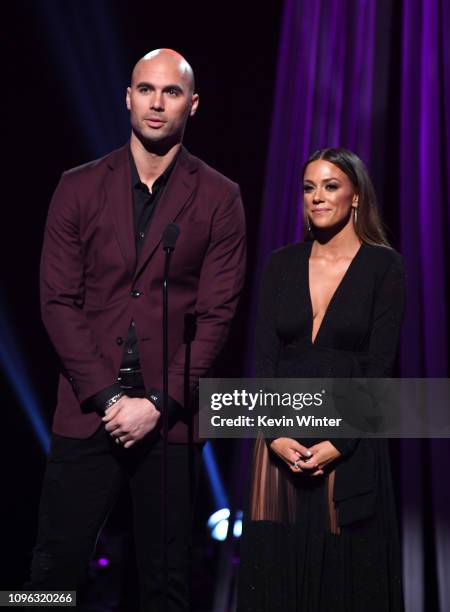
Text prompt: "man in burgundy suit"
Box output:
[[28, 49, 246, 610]]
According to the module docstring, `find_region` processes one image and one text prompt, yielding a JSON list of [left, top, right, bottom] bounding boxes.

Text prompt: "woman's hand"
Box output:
[[270, 439, 342, 476], [296, 441, 342, 477], [269, 438, 313, 473]]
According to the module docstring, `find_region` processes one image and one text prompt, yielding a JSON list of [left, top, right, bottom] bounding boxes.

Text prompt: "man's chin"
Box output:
[[141, 127, 168, 143]]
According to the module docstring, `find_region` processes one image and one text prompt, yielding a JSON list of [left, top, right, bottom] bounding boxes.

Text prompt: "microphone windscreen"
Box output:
[[162, 223, 180, 250]]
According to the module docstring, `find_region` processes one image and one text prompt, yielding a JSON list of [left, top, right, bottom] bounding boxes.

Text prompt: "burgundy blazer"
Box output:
[[40, 143, 246, 442]]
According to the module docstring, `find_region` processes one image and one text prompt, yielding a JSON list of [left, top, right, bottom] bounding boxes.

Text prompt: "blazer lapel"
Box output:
[[134, 146, 198, 279], [105, 144, 136, 276]]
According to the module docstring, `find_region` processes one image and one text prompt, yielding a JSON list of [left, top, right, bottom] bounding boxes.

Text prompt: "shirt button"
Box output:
[[130, 290, 141, 298], [131, 321, 136, 327], [138, 232, 145, 240], [116, 336, 123, 345], [127, 348, 133, 354]]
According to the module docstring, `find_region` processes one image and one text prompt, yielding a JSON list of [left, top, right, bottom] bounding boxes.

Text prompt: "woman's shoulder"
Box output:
[[258, 243, 309, 285], [264, 241, 310, 268], [362, 243, 404, 266], [361, 243, 405, 282]]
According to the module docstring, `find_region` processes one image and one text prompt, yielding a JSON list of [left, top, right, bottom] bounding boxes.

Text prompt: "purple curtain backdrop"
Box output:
[[247, 1, 450, 610]]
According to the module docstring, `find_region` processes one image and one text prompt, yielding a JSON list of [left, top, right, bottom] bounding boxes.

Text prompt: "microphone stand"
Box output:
[[161, 223, 180, 612], [183, 312, 197, 608]]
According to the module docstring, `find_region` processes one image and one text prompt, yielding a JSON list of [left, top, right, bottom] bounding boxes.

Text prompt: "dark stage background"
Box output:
[[1, 1, 449, 611]]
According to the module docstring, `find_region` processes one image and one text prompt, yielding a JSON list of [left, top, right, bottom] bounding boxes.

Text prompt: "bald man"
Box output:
[[27, 49, 246, 610]]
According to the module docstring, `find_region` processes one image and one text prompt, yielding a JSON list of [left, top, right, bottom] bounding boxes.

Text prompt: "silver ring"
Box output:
[[293, 460, 299, 469], [115, 437, 123, 445]]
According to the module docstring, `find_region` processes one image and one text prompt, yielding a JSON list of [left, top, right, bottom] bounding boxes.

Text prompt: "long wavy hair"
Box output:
[[302, 148, 390, 247]]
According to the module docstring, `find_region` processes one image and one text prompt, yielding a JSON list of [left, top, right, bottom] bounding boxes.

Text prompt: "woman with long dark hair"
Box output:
[[237, 148, 405, 611]]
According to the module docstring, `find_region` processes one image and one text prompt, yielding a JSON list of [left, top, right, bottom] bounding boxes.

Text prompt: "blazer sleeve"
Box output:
[[166, 186, 246, 407], [331, 251, 406, 457], [40, 173, 118, 403]]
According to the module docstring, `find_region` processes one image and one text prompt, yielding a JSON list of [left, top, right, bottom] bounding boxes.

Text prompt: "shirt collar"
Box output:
[[129, 149, 180, 191]]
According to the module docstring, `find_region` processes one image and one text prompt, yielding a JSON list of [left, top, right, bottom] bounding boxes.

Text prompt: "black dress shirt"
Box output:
[[121, 152, 177, 369]]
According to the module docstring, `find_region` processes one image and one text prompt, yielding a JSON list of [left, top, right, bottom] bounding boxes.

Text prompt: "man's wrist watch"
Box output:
[[104, 391, 125, 411]]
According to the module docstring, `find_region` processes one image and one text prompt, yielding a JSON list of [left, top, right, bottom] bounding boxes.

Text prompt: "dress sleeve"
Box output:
[[255, 254, 282, 378], [331, 252, 406, 457], [365, 252, 406, 376]]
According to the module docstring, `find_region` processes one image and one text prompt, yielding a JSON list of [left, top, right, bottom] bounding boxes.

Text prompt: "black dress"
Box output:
[[237, 241, 405, 612]]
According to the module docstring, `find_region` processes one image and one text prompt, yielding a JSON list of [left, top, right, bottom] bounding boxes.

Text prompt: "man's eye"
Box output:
[[167, 88, 179, 96], [139, 87, 149, 93]]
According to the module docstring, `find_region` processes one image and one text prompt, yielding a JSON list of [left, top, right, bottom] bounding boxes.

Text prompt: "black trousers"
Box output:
[[26, 386, 201, 611]]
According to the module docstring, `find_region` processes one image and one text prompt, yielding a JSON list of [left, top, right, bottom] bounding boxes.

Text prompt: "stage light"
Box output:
[[97, 558, 109, 567], [208, 508, 229, 542], [202, 442, 228, 509], [0, 307, 49, 453], [233, 510, 243, 538], [207, 508, 243, 541], [212, 519, 229, 542], [208, 508, 230, 529]]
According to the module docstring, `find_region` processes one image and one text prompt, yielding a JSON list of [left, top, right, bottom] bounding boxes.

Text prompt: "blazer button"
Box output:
[[130, 290, 141, 298], [116, 336, 123, 345]]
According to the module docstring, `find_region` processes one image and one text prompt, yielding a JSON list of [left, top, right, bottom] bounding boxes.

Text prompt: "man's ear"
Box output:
[[190, 93, 200, 117]]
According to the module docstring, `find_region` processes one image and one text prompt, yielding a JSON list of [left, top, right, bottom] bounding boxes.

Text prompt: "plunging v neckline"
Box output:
[[307, 241, 364, 345]]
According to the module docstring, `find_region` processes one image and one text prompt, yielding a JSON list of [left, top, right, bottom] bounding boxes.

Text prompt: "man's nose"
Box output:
[[150, 91, 164, 110]]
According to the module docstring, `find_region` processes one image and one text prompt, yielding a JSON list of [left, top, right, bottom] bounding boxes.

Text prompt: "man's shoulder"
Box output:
[[183, 149, 239, 194], [62, 144, 127, 182]]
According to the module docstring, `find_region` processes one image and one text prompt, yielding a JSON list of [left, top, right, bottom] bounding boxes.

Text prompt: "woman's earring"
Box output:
[[307, 219, 312, 232], [353, 207, 358, 224]]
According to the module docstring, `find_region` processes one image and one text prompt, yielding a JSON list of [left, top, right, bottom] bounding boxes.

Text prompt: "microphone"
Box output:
[[162, 223, 180, 251]]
